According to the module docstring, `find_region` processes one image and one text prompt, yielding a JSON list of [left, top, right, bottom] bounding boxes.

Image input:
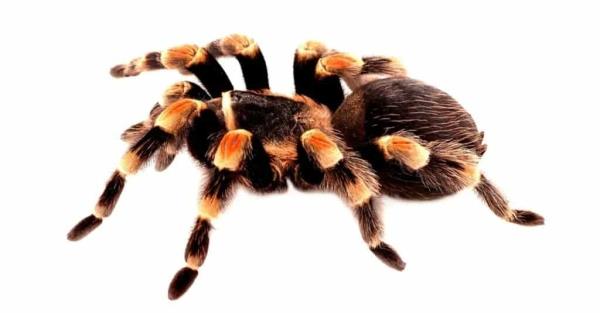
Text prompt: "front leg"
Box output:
[[67, 99, 203, 241], [168, 129, 250, 300], [168, 168, 237, 300], [170, 128, 278, 299], [121, 81, 212, 171]]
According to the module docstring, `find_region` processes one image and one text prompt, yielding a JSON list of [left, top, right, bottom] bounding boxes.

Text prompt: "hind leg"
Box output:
[[376, 134, 430, 171], [367, 134, 544, 225], [475, 174, 544, 226], [362, 134, 482, 199], [373, 132, 480, 191], [315, 51, 406, 90], [67, 99, 205, 240], [385, 134, 544, 225]]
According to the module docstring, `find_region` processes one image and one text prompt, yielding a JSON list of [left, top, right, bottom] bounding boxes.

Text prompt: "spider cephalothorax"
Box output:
[[68, 34, 544, 300]]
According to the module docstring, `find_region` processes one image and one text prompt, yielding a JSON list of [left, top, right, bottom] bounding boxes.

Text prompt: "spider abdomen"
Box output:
[[333, 76, 484, 154], [333, 77, 486, 200]]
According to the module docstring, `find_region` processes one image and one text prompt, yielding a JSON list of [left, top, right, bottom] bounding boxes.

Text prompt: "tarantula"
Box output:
[[67, 34, 544, 300]]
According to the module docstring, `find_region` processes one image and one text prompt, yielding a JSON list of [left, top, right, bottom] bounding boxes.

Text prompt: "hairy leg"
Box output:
[[67, 99, 205, 240], [297, 129, 405, 270], [293, 40, 344, 112], [168, 167, 237, 300], [475, 174, 544, 226], [316, 52, 406, 90], [207, 34, 269, 90], [364, 133, 544, 224], [121, 81, 212, 171], [111, 34, 269, 94], [376, 134, 431, 171], [170, 128, 278, 299]]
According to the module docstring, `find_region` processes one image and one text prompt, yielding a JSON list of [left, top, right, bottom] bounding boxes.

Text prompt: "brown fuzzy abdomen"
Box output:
[[332, 77, 485, 200], [333, 77, 484, 154]]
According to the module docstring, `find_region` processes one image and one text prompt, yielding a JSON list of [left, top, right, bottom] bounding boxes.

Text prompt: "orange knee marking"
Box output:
[[463, 164, 481, 187], [218, 34, 258, 57], [161, 44, 207, 70], [377, 135, 430, 170], [198, 196, 222, 220], [162, 81, 193, 105], [301, 129, 343, 169], [301, 41, 327, 53], [347, 180, 372, 206], [213, 130, 253, 171], [295, 40, 327, 61], [317, 53, 364, 77], [388, 137, 416, 152], [155, 99, 205, 133], [326, 55, 358, 70], [303, 130, 334, 150], [118, 151, 141, 175]]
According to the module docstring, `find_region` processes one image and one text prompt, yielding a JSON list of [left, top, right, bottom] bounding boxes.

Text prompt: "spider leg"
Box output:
[[121, 81, 209, 144], [121, 81, 211, 171], [293, 41, 344, 112], [362, 135, 544, 224], [244, 135, 283, 192], [207, 34, 269, 90], [111, 46, 231, 97], [170, 128, 277, 299], [186, 105, 225, 166], [361, 133, 483, 198], [475, 174, 545, 226], [375, 134, 431, 171], [67, 99, 205, 241], [316, 52, 406, 90], [161, 80, 212, 104], [297, 129, 405, 270], [168, 167, 237, 300], [120, 102, 163, 141], [110, 34, 269, 94]]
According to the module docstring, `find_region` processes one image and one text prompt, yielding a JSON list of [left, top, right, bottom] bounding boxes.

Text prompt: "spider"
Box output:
[[67, 34, 544, 300]]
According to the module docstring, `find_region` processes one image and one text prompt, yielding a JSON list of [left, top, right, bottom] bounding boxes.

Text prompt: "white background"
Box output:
[[1, 1, 598, 312]]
